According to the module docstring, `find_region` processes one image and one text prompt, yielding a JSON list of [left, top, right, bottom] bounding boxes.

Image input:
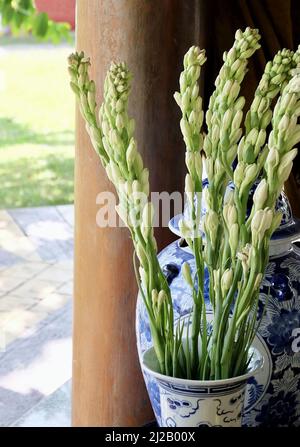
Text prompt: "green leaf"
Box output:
[[1, 4, 14, 25], [33, 12, 49, 38], [13, 11, 26, 28]]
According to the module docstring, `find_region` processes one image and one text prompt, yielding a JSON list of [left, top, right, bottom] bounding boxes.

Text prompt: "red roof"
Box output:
[[35, 0, 75, 30]]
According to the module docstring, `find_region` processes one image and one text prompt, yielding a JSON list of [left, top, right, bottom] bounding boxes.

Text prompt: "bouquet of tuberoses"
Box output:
[[68, 28, 300, 382]]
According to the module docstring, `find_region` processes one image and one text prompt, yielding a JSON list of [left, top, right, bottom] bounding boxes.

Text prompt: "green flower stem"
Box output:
[[68, 52, 175, 375], [69, 28, 300, 381]]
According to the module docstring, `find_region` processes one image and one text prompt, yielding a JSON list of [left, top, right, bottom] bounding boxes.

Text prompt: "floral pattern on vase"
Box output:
[[142, 345, 263, 427], [136, 238, 300, 427]]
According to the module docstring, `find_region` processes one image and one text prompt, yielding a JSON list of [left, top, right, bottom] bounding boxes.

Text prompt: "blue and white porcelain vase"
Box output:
[[136, 188, 300, 427], [142, 345, 263, 427]]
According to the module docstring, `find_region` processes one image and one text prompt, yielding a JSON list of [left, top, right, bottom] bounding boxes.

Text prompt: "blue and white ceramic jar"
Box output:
[[136, 190, 300, 427], [142, 345, 263, 427]]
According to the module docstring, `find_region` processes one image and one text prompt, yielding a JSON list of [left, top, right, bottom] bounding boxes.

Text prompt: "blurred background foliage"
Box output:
[[0, 0, 72, 43], [0, 0, 75, 208]]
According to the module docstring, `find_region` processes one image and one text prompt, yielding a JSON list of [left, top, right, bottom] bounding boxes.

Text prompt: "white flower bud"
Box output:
[[182, 90, 191, 112], [212, 124, 220, 145], [174, 91, 182, 108], [288, 75, 300, 93], [263, 208, 274, 231], [179, 218, 192, 239], [90, 126, 102, 145], [206, 110, 212, 128], [221, 268, 233, 295], [194, 96, 202, 112], [278, 114, 290, 133], [116, 98, 124, 112], [123, 181, 132, 196], [234, 96, 246, 112], [116, 113, 125, 131], [279, 92, 294, 111], [233, 162, 245, 187], [223, 79, 233, 97], [111, 162, 122, 185], [136, 242, 147, 266], [158, 290, 167, 309], [87, 89, 96, 111], [229, 128, 242, 144], [227, 144, 238, 164], [191, 84, 199, 100], [237, 137, 245, 159], [228, 81, 240, 102], [182, 262, 193, 288], [247, 128, 259, 146], [188, 110, 196, 126], [261, 110, 272, 129], [204, 210, 219, 247], [286, 116, 298, 136], [278, 148, 298, 174], [180, 118, 192, 141], [229, 223, 239, 253], [235, 29, 243, 40], [251, 96, 261, 113], [142, 202, 154, 232], [151, 289, 158, 306], [251, 209, 264, 234], [203, 137, 212, 156], [231, 59, 243, 73], [224, 188, 234, 205], [126, 138, 137, 168], [151, 234, 158, 253], [253, 179, 268, 210], [101, 119, 110, 137], [227, 48, 237, 63], [288, 128, 300, 148], [254, 273, 263, 290], [237, 244, 252, 274], [132, 180, 141, 193], [228, 205, 238, 225], [266, 147, 280, 169], [179, 72, 188, 91], [222, 109, 233, 131], [254, 129, 267, 156], [224, 204, 237, 227], [243, 163, 257, 185], [231, 109, 243, 131], [204, 187, 213, 209], [278, 161, 293, 184], [240, 48, 257, 59], [251, 208, 273, 245], [109, 129, 123, 153]]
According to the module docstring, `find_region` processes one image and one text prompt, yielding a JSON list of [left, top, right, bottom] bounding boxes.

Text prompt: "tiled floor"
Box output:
[[0, 205, 73, 427]]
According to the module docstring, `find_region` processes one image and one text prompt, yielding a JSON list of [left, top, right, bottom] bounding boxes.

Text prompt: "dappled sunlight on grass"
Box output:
[[0, 42, 75, 208], [0, 118, 74, 147], [0, 145, 74, 208]]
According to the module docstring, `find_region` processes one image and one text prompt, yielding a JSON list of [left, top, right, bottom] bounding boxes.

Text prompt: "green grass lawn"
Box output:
[[0, 36, 75, 208]]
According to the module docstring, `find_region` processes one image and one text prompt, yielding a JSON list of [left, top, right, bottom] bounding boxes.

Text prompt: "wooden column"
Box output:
[[73, 0, 201, 426]]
